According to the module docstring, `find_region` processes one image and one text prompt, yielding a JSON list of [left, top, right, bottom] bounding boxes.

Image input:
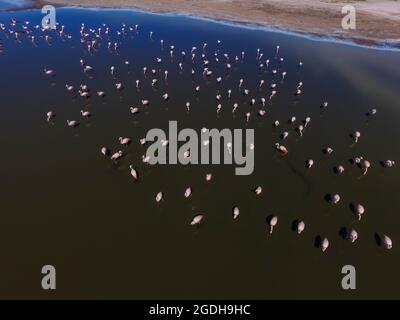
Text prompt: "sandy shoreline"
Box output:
[[17, 0, 400, 45]]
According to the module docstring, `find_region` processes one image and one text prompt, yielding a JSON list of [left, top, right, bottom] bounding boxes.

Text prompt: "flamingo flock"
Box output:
[[1, 16, 395, 253]]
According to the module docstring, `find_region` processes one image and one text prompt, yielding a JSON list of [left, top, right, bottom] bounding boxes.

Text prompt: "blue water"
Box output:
[[0, 7, 399, 299], [0, 0, 30, 10]]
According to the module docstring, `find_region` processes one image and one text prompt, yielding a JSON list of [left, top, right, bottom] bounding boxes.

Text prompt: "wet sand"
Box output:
[[34, 0, 400, 44]]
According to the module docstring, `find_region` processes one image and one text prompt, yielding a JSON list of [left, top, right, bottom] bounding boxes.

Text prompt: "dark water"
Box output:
[[0, 8, 399, 299]]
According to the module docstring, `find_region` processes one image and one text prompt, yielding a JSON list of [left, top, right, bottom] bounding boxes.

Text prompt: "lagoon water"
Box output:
[[0, 7, 399, 299], [0, 0, 30, 10]]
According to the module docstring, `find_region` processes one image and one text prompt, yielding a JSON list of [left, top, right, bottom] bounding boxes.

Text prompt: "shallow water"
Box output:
[[0, 8, 399, 299]]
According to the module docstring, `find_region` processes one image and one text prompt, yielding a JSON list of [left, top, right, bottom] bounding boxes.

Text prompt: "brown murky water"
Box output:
[[0, 7, 399, 299]]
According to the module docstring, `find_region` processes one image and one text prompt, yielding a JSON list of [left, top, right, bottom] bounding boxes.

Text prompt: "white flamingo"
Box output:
[[80, 110, 91, 118], [232, 207, 240, 220], [268, 216, 278, 234], [110, 151, 123, 161], [119, 137, 131, 146], [46, 111, 55, 122], [383, 235, 393, 249], [348, 229, 358, 243], [355, 204, 365, 221], [321, 238, 329, 252], [297, 221, 305, 234], [190, 214, 204, 226], [155, 192, 163, 203], [129, 165, 138, 181], [66, 120, 78, 128], [101, 147, 110, 156], [184, 187, 192, 198]]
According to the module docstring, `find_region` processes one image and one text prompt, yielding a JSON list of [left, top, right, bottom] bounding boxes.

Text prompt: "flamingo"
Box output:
[[232, 207, 240, 220], [268, 216, 278, 234], [261, 97, 266, 107], [355, 204, 365, 221], [348, 229, 358, 243], [297, 125, 304, 136], [384, 160, 395, 168], [297, 221, 305, 234], [184, 187, 192, 198], [119, 137, 131, 146], [66, 120, 78, 128], [80, 110, 91, 118], [155, 192, 163, 203], [254, 186, 262, 195], [46, 111, 55, 122], [232, 103, 238, 113], [142, 155, 151, 163], [258, 110, 266, 117], [190, 214, 204, 226], [246, 112, 251, 122], [78, 90, 90, 98], [361, 160, 371, 175], [321, 238, 329, 252], [352, 131, 361, 143], [129, 165, 138, 181], [44, 68, 55, 76], [101, 147, 110, 156], [83, 65, 93, 72], [330, 194, 341, 204], [130, 107, 139, 115], [335, 165, 345, 174], [383, 235, 393, 249], [306, 159, 314, 169], [275, 143, 288, 154], [110, 151, 123, 161]]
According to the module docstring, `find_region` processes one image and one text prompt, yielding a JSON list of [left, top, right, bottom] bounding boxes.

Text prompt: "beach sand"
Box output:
[[35, 0, 400, 44]]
